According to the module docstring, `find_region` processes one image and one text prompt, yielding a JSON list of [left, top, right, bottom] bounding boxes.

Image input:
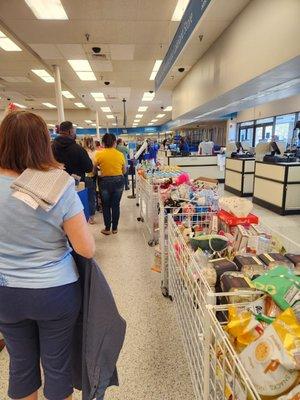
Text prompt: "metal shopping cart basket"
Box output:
[[136, 174, 159, 246]]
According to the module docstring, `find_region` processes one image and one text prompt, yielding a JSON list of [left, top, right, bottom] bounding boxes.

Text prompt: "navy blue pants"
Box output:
[[0, 282, 81, 400], [85, 176, 97, 217], [99, 175, 124, 231]]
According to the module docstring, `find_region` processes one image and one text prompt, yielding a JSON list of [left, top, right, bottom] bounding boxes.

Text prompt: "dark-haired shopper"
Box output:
[[52, 121, 93, 181], [95, 134, 125, 235]]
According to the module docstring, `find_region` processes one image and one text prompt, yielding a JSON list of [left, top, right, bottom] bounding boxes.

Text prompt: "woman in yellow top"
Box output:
[[95, 133, 126, 235]]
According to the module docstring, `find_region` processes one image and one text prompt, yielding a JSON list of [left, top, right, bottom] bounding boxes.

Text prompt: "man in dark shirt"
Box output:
[[52, 121, 93, 181]]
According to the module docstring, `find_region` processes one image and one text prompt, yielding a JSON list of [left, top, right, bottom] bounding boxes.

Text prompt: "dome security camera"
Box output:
[[92, 47, 101, 53], [104, 81, 110, 86], [161, 106, 164, 110], [178, 67, 185, 73], [149, 90, 154, 94], [7, 97, 11, 101], [81, 94, 85, 98]]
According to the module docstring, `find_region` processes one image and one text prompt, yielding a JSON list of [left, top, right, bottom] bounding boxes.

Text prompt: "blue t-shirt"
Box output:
[[0, 175, 84, 289]]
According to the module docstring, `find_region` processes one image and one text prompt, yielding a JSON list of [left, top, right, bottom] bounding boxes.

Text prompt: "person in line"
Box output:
[[0, 111, 95, 400], [95, 140, 103, 152], [179, 136, 190, 156], [116, 138, 130, 190], [95, 133, 125, 235], [52, 121, 93, 182], [83, 136, 97, 224]]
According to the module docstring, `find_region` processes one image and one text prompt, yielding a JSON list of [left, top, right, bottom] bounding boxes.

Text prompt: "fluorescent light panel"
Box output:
[[149, 59, 162, 81], [142, 92, 155, 102], [85, 120, 92, 123], [74, 102, 85, 108], [13, 102, 27, 109], [91, 123, 96, 126], [100, 106, 111, 112], [156, 114, 166, 118], [138, 106, 148, 112], [42, 102, 56, 108], [24, 0, 68, 20], [68, 60, 96, 81], [148, 123, 154, 126], [48, 124, 55, 127], [106, 115, 114, 119], [134, 119, 140, 123], [62, 90, 75, 99], [135, 114, 143, 118], [31, 69, 54, 83], [151, 119, 158, 122], [112, 123, 117, 126], [164, 106, 172, 111], [171, 0, 189, 21], [0, 31, 22, 51]]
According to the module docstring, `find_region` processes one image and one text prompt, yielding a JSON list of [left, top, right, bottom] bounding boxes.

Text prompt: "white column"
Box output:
[[53, 65, 65, 123], [95, 111, 100, 140]]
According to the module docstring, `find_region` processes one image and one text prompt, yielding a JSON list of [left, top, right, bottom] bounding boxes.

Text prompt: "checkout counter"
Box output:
[[166, 154, 225, 181], [253, 161, 300, 215], [225, 157, 255, 196]]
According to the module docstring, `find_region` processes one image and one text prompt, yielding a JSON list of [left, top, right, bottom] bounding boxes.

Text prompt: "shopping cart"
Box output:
[[136, 174, 159, 246], [167, 212, 300, 400]]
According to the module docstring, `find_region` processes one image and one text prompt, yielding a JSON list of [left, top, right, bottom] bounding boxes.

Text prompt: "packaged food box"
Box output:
[[233, 255, 266, 278], [217, 209, 259, 227], [234, 225, 251, 252], [208, 258, 238, 291], [220, 271, 256, 303], [285, 254, 300, 271], [258, 253, 294, 270]]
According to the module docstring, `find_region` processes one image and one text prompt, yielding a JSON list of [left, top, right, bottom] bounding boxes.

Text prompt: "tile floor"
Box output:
[[0, 187, 299, 400]]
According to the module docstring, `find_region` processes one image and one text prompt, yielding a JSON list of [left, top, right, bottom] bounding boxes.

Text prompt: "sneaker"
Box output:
[[88, 217, 96, 225], [112, 230, 118, 234], [101, 229, 111, 236]]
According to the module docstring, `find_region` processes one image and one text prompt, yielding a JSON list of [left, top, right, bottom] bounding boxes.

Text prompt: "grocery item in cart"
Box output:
[[278, 385, 300, 399], [217, 209, 259, 235], [219, 196, 253, 217], [234, 225, 251, 252], [286, 254, 300, 272], [239, 308, 300, 398], [259, 253, 294, 270], [234, 255, 266, 278], [220, 271, 257, 303], [252, 267, 300, 319], [189, 233, 229, 253], [209, 258, 238, 290]]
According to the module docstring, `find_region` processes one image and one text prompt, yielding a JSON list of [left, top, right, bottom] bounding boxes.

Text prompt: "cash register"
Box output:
[[231, 142, 254, 158], [263, 141, 297, 163]]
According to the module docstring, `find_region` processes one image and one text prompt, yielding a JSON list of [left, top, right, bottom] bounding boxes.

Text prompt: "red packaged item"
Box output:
[[218, 210, 259, 228]]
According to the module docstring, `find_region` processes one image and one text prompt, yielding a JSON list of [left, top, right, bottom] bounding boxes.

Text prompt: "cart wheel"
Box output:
[[161, 287, 169, 298], [148, 239, 156, 247], [136, 203, 139, 207], [169, 295, 173, 301]]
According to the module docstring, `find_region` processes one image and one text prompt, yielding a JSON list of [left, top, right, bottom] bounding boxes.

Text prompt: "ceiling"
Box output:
[[0, 0, 251, 129]]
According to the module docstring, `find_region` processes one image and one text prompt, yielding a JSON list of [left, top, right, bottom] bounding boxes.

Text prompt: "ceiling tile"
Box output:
[[90, 60, 113, 72], [110, 44, 135, 60], [57, 44, 86, 59], [1, 76, 31, 82], [30, 44, 64, 59]]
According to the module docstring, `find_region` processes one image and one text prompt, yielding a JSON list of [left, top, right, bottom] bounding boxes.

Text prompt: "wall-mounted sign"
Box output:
[[155, 0, 211, 91]]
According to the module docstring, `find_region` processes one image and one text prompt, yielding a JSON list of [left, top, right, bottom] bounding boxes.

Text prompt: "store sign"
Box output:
[[155, 0, 211, 91]]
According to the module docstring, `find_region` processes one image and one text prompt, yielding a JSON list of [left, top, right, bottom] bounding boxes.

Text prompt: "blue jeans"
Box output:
[[85, 176, 97, 217], [99, 176, 124, 231], [0, 282, 81, 400], [124, 168, 129, 190]]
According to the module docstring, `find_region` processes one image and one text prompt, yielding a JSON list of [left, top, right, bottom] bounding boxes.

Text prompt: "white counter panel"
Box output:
[[288, 167, 300, 183], [169, 156, 218, 167], [225, 170, 242, 190], [244, 174, 254, 193], [254, 177, 283, 207], [286, 185, 300, 209], [255, 163, 285, 182], [244, 160, 255, 173], [182, 165, 224, 180], [226, 158, 243, 172]]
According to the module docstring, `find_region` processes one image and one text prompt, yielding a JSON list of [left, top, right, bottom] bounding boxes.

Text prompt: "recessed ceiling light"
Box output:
[[68, 60, 96, 81], [171, 0, 189, 21], [138, 106, 148, 112], [156, 114, 166, 118], [74, 102, 85, 108], [106, 115, 114, 119], [148, 123, 154, 126], [142, 92, 155, 102], [13, 102, 27, 109], [31, 69, 54, 83], [164, 106, 172, 111], [149, 60, 162, 81], [101, 106, 111, 112], [134, 119, 140, 123], [73, 124, 77, 127], [85, 120, 92, 123], [62, 90, 75, 99], [151, 119, 158, 122], [135, 114, 143, 118], [0, 31, 22, 52], [91, 123, 96, 127], [24, 0, 68, 20], [112, 123, 117, 126], [77, 126, 83, 129], [42, 102, 56, 108], [48, 123, 55, 127], [91, 92, 106, 102]]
